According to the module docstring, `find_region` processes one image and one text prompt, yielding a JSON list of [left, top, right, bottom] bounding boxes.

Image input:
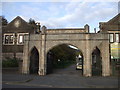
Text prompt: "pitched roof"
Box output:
[[107, 13, 120, 24], [4, 16, 33, 30], [6, 16, 29, 27]]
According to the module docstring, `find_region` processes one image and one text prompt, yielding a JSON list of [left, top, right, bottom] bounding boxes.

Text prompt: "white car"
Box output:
[[76, 63, 82, 70]]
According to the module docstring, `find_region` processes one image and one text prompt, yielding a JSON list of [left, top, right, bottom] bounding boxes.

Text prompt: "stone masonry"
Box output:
[[22, 25, 110, 77]]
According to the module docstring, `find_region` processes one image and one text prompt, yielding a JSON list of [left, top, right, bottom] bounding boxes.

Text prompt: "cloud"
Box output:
[[2, 2, 118, 31], [38, 2, 118, 30]]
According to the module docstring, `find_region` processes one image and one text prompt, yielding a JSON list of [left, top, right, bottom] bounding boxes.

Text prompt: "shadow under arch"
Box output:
[[29, 46, 39, 74], [46, 43, 84, 57], [46, 43, 84, 75], [92, 46, 102, 76]]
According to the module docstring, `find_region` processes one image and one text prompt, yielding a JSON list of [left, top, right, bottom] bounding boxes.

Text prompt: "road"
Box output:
[[2, 64, 119, 88], [52, 64, 82, 75]]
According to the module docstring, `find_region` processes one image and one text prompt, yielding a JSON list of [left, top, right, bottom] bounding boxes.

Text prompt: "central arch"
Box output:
[[46, 43, 84, 76], [29, 46, 39, 74]]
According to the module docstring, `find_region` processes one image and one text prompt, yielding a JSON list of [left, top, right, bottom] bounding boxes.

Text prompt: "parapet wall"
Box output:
[[46, 28, 86, 34]]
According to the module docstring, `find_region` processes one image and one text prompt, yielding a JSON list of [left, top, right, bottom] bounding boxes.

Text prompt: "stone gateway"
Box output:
[[22, 25, 110, 77]]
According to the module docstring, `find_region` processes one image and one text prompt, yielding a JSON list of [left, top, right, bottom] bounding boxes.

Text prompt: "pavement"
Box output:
[[2, 65, 119, 88]]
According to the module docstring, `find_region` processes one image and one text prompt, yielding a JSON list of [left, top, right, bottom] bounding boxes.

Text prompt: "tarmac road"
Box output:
[[2, 64, 119, 88]]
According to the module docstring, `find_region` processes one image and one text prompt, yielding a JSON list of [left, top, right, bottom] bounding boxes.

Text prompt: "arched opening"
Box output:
[[46, 44, 84, 76], [29, 46, 39, 74], [92, 47, 102, 76]]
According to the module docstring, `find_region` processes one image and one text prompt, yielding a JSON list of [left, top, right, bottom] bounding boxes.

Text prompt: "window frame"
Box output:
[[109, 33, 114, 43], [17, 33, 29, 45], [3, 33, 15, 45], [115, 33, 120, 43]]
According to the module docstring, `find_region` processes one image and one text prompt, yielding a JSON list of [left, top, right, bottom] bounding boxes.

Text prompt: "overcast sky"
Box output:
[[1, 1, 119, 32]]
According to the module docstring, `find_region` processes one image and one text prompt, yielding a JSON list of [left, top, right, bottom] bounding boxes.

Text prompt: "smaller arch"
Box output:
[[91, 46, 102, 76], [29, 46, 39, 74], [91, 46, 101, 54], [29, 45, 39, 54]]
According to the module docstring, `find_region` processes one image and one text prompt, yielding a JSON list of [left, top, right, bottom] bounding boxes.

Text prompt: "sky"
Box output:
[[1, 1, 119, 32]]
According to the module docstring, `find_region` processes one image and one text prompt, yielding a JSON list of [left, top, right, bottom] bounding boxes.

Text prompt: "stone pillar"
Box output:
[[38, 26, 46, 75], [22, 36, 29, 74], [41, 26, 46, 34], [83, 35, 91, 77], [101, 41, 110, 76], [84, 24, 89, 33]]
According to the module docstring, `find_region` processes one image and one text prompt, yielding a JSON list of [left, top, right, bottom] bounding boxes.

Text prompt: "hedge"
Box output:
[[2, 57, 19, 67]]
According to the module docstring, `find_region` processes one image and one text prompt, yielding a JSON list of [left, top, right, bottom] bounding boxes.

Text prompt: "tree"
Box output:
[[28, 18, 37, 29], [1, 16, 8, 26]]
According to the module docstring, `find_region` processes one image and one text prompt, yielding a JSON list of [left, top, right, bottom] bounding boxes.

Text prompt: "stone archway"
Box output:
[[92, 47, 102, 76], [29, 46, 39, 74], [46, 43, 84, 75], [22, 29, 110, 77]]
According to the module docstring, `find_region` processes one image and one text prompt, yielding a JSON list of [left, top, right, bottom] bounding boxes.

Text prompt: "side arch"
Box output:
[[29, 46, 39, 74], [91, 46, 102, 76]]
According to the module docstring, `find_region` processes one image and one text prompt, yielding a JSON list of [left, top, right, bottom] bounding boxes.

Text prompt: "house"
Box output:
[[2, 16, 38, 60], [99, 13, 120, 60], [99, 13, 120, 75]]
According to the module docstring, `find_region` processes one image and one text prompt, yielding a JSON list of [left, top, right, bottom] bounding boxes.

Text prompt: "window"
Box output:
[[115, 33, 120, 42], [109, 34, 114, 43], [17, 33, 29, 45], [4, 33, 15, 45], [18, 35, 24, 44]]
